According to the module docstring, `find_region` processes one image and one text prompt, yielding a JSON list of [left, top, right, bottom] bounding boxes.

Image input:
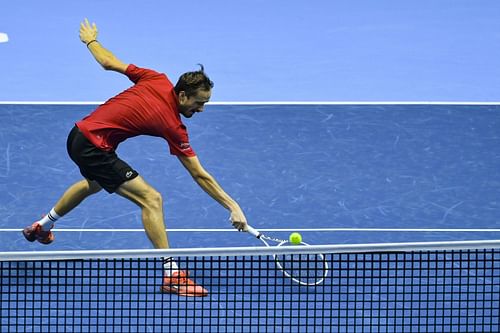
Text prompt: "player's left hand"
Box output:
[[79, 18, 98, 44], [230, 209, 248, 231]]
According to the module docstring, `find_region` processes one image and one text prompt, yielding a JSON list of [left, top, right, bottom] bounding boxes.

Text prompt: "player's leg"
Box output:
[[23, 126, 106, 245], [115, 176, 169, 249], [115, 176, 207, 297], [23, 179, 102, 244], [54, 178, 102, 216]]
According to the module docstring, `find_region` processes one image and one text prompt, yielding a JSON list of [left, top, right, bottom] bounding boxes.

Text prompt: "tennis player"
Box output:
[[22, 19, 248, 297]]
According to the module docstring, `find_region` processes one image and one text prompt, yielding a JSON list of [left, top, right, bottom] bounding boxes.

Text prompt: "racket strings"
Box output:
[[274, 250, 329, 286]]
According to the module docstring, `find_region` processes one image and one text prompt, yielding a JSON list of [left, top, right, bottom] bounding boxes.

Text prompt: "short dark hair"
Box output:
[[174, 64, 214, 97]]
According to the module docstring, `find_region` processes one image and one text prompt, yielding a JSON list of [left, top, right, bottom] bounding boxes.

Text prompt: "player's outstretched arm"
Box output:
[[177, 155, 248, 231], [79, 18, 128, 74]]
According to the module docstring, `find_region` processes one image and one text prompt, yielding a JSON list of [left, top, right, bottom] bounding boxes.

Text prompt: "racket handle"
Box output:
[[246, 225, 261, 238]]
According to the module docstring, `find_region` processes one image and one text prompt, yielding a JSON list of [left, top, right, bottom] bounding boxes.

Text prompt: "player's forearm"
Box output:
[[79, 19, 127, 73], [193, 173, 241, 212], [86, 41, 121, 70]]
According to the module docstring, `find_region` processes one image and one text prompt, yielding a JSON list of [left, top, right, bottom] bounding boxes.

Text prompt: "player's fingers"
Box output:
[[234, 221, 248, 231], [230, 220, 241, 230]]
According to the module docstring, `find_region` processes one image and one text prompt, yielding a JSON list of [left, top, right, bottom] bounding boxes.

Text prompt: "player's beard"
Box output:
[[179, 107, 194, 118]]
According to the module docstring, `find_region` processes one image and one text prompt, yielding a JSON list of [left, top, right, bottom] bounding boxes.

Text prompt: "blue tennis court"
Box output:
[[1, 103, 499, 250]]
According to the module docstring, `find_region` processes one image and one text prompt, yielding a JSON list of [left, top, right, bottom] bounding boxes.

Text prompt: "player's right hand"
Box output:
[[230, 209, 248, 232]]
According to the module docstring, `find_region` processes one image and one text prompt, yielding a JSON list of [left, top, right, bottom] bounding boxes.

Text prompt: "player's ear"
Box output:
[[178, 91, 187, 104]]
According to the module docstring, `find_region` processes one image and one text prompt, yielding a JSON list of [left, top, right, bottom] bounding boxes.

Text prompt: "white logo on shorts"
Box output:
[[126, 171, 134, 179]]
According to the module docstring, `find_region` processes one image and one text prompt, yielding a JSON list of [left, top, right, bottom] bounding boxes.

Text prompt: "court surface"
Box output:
[[0, 103, 499, 251]]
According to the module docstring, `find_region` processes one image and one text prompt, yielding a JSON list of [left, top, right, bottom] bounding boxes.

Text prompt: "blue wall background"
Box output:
[[1, 0, 499, 102]]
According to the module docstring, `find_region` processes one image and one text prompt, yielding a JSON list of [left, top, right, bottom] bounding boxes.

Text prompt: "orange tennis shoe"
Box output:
[[160, 271, 208, 297], [22, 222, 54, 245]]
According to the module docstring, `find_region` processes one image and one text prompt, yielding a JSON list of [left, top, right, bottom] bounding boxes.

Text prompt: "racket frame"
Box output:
[[246, 226, 329, 286]]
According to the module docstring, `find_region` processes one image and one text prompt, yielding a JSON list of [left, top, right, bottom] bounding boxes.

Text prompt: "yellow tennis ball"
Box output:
[[289, 232, 302, 244]]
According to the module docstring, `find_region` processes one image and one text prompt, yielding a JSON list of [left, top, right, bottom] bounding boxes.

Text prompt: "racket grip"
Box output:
[[246, 225, 261, 238]]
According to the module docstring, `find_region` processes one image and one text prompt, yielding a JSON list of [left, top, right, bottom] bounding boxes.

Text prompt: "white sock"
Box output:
[[38, 208, 61, 231], [163, 257, 179, 276]]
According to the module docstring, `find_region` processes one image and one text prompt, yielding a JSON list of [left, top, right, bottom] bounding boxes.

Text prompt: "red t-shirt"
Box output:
[[76, 64, 195, 157]]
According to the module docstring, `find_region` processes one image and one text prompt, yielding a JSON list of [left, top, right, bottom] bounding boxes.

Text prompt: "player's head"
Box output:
[[175, 64, 214, 118]]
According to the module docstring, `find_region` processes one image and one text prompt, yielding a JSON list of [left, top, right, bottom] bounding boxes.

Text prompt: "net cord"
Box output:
[[1, 239, 500, 261]]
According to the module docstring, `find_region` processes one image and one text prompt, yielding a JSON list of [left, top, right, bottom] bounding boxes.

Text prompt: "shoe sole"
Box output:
[[37, 238, 54, 245], [160, 286, 208, 297]]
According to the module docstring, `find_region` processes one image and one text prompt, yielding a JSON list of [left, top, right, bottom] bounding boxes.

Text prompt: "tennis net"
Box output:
[[1, 240, 499, 332]]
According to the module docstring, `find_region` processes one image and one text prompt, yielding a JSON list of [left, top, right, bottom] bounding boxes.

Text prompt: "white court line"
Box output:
[[0, 101, 500, 105], [209, 101, 500, 106], [2, 228, 500, 232]]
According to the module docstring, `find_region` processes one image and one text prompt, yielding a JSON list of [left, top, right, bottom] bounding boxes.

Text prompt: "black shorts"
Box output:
[[66, 126, 139, 193]]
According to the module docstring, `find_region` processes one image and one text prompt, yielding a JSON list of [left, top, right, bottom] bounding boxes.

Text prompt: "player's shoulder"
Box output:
[[128, 64, 157, 73], [127, 64, 170, 82]]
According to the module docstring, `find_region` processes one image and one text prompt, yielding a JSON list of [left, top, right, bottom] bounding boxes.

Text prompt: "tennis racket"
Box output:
[[246, 225, 329, 286]]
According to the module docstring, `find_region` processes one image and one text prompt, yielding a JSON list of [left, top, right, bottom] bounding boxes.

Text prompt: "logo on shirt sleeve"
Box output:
[[179, 142, 191, 151]]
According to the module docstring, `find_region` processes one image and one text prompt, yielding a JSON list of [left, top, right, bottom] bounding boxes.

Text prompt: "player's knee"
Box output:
[[145, 190, 163, 210], [76, 179, 100, 195]]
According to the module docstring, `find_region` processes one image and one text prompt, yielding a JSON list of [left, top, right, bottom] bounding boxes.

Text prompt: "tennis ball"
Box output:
[[289, 232, 302, 244]]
